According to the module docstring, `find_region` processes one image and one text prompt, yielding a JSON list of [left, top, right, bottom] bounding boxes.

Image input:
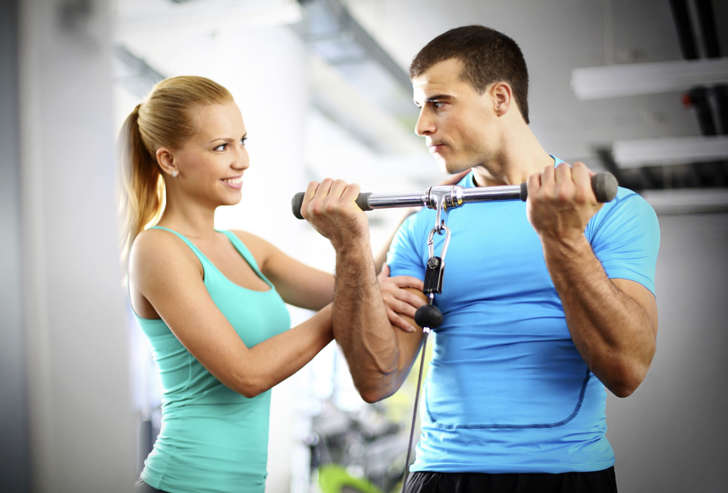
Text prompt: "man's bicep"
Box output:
[[387, 212, 426, 278], [591, 193, 660, 294], [612, 278, 658, 337]]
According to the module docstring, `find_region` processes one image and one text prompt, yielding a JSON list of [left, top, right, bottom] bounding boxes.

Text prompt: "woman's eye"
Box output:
[[214, 143, 227, 151], [240, 137, 247, 146]]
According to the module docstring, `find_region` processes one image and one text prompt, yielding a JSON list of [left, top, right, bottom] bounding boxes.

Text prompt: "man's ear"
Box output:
[[489, 81, 513, 117], [156, 147, 179, 177]]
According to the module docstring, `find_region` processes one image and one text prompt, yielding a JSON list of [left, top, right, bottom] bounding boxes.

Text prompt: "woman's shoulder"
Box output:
[[226, 229, 278, 269], [227, 229, 275, 253], [132, 227, 187, 257], [129, 228, 201, 280]]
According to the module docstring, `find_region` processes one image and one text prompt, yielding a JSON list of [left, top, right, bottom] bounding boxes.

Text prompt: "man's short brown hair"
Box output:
[[410, 25, 530, 124]]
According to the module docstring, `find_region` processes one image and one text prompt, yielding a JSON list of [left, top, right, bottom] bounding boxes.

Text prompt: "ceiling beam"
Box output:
[[571, 57, 728, 99], [613, 135, 728, 167]]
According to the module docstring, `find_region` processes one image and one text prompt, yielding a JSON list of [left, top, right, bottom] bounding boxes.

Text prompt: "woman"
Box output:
[[119, 76, 423, 493]]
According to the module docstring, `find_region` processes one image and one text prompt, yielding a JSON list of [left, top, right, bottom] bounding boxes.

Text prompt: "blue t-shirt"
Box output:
[[387, 170, 659, 473]]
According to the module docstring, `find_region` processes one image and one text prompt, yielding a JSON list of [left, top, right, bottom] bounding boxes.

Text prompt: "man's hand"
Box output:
[[378, 265, 425, 333], [526, 161, 602, 242], [300, 178, 369, 250]]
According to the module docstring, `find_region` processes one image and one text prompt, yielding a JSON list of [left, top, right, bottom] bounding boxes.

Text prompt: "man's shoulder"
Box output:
[[593, 186, 657, 225]]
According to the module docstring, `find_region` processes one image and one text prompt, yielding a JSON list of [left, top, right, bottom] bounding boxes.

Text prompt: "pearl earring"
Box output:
[[170, 170, 178, 177]]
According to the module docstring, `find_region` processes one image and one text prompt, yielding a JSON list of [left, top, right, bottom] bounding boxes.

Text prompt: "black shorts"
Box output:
[[404, 467, 617, 493]]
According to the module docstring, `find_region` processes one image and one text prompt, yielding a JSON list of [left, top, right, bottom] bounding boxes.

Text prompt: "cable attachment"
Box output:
[[413, 194, 451, 330], [401, 190, 453, 492]]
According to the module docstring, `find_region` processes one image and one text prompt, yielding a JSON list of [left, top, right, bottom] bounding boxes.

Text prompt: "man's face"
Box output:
[[412, 58, 500, 174]]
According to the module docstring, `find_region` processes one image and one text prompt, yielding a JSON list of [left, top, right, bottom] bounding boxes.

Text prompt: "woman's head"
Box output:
[[118, 75, 238, 261]]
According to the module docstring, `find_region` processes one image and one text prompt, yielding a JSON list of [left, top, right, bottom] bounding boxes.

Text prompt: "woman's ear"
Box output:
[[156, 147, 178, 177]]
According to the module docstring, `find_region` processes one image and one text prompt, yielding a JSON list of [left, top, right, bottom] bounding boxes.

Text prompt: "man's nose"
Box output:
[[415, 109, 435, 136]]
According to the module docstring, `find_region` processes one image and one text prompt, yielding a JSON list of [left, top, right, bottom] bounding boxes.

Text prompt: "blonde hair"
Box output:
[[118, 75, 232, 265]]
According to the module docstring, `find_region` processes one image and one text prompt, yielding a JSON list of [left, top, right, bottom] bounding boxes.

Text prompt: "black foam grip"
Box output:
[[414, 304, 443, 329], [519, 172, 618, 203], [292, 192, 372, 219]]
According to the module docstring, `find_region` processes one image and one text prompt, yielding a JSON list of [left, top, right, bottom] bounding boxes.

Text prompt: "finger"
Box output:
[[308, 179, 333, 218], [377, 264, 391, 281], [541, 162, 555, 188], [571, 161, 594, 202], [328, 179, 348, 202], [301, 181, 320, 219], [393, 293, 425, 313], [341, 182, 361, 204], [317, 178, 333, 199], [391, 298, 417, 318], [398, 290, 426, 309], [391, 275, 424, 291], [554, 162, 575, 201], [527, 171, 541, 199], [554, 161, 574, 186], [387, 309, 415, 333]]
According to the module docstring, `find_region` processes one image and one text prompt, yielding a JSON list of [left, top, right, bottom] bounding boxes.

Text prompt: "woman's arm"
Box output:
[[130, 230, 332, 398], [233, 231, 334, 311], [236, 230, 425, 332]]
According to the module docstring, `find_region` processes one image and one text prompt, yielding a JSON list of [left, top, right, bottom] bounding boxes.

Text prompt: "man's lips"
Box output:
[[428, 143, 446, 153]]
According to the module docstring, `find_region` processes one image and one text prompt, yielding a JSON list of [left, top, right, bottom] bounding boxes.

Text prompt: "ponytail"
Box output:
[[118, 103, 165, 269]]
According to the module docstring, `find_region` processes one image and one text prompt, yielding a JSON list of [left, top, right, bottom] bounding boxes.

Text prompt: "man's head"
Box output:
[[410, 25, 529, 123], [410, 26, 530, 175]]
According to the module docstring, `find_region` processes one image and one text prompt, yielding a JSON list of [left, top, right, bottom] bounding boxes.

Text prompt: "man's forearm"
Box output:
[[542, 235, 656, 397], [333, 239, 402, 402]]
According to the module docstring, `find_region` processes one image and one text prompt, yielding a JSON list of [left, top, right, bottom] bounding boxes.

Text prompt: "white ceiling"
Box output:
[[347, 0, 719, 164], [114, 0, 728, 192]]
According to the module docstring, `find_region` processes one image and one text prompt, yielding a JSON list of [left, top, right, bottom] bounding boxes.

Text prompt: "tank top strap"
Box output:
[[217, 230, 273, 287], [149, 226, 213, 272]]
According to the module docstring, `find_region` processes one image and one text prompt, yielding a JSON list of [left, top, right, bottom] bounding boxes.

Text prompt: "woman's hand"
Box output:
[[378, 265, 425, 333]]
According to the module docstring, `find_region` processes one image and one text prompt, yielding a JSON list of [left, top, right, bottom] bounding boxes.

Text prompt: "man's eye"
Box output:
[[432, 101, 443, 109], [240, 137, 248, 146]]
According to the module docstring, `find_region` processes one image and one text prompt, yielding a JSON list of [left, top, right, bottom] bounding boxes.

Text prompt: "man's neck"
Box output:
[[471, 125, 553, 187]]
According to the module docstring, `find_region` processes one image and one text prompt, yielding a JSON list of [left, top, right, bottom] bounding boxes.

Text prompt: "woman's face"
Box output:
[[171, 101, 249, 207]]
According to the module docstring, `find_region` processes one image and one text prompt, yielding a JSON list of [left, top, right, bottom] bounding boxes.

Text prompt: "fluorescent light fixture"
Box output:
[[571, 58, 728, 100], [116, 0, 302, 39], [641, 188, 728, 215], [613, 136, 728, 168]]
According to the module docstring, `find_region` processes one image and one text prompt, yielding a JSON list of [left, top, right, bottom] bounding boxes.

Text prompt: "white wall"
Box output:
[[19, 1, 136, 491], [607, 211, 728, 492]]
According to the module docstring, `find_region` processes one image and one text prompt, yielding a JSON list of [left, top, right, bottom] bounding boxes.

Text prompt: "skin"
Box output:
[[303, 57, 658, 401], [128, 100, 423, 398]]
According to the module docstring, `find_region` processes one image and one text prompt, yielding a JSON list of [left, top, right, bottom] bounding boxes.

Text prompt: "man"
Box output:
[[301, 25, 659, 492]]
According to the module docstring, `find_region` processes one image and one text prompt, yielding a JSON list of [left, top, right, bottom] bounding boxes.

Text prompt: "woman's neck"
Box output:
[[157, 201, 218, 240]]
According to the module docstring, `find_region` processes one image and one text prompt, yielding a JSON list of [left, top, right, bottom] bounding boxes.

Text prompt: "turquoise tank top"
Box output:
[[136, 226, 290, 493]]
